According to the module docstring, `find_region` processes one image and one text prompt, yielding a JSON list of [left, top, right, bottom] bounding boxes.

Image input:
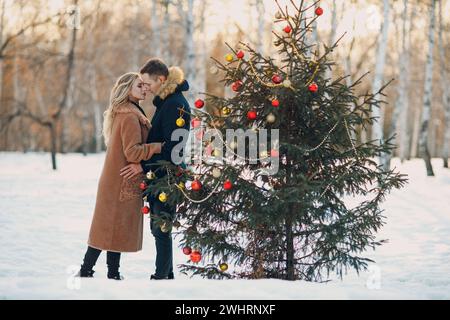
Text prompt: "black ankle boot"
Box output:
[[150, 274, 165, 280], [78, 268, 95, 278], [107, 272, 124, 280]]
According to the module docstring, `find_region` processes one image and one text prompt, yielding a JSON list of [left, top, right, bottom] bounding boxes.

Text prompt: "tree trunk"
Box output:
[[92, 71, 103, 153], [438, 0, 450, 168], [419, 0, 436, 176], [49, 123, 57, 170], [59, 0, 78, 154], [372, 0, 390, 168], [255, 0, 265, 54], [400, 3, 416, 162], [386, 0, 410, 170], [150, 0, 161, 57], [0, 0, 5, 103], [285, 211, 295, 281], [81, 112, 89, 156], [184, 0, 196, 102], [197, 0, 207, 95], [324, 0, 337, 81], [162, 1, 171, 64]]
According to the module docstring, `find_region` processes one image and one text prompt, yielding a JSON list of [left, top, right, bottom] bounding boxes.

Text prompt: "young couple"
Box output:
[[77, 58, 191, 280]]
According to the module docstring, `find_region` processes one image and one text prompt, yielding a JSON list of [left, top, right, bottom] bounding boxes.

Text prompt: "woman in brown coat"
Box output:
[[77, 72, 161, 280]]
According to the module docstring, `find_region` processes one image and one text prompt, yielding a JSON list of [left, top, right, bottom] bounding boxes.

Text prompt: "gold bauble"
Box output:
[[221, 106, 231, 116], [219, 263, 229, 272], [260, 150, 269, 159], [283, 79, 292, 88], [229, 141, 238, 149], [225, 53, 234, 62], [176, 117, 185, 127], [146, 171, 156, 180], [213, 149, 221, 157], [159, 192, 168, 203], [275, 12, 282, 19], [266, 113, 276, 123], [178, 182, 185, 190]]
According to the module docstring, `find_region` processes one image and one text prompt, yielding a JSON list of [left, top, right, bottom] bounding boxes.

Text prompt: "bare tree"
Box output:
[[150, 0, 162, 57], [438, 0, 450, 167], [372, 0, 390, 169], [255, 0, 265, 54], [419, 0, 437, 176], [385, 0, 410, 170]]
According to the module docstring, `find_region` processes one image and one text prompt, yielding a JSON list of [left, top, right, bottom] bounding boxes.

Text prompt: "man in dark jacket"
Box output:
[[120, 58, 191, 280]]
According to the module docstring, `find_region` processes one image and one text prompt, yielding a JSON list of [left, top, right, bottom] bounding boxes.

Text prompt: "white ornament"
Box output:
[[212, 168, 222, 178], [266, 113, 276, 123]]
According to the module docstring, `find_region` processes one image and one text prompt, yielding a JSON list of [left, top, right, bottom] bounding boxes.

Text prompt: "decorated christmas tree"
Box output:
[[142, 1, 407, 281]]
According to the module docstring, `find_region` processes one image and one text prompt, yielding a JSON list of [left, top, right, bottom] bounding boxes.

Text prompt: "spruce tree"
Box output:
[[142, 0, 407, 281]]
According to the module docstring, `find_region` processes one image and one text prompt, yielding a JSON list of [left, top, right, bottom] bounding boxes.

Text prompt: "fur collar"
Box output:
[[156, 66, 185, 100], [115, 102, 150, 128]]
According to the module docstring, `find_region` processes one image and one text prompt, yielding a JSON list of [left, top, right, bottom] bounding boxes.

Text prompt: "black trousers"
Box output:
[[150, 197, 174, 278], [81, 246, 121, 275]]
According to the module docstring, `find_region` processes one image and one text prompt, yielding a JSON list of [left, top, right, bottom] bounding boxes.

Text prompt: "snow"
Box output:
[[0, 152, 449, 300]]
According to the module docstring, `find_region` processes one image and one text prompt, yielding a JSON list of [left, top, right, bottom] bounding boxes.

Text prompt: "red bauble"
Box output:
[[195, 99, 205, 109], [191, 180, 202, 191], [139, 182, 147, 191], [176, 166, 184, 177], [315, 7, 323, 16], [141, 206, 150, 214], [247, 110, 257, 120], [270, 149, 279, 158], [271, 74, 282, 84], [191, 118, 201, 128], [308, 82, 318, 92], [271, 99, 280, 107], [224, 180, 233, 190], [236, 51, 245, 59], [195, 130, 204, 141], [183, 246, 192, 255], [190, 251, 202, 263], [283, 25, 292, 34], [232, 80, 243, 92]]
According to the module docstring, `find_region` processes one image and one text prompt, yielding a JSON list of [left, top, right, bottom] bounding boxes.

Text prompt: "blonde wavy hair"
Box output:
[[102, 72, 140, 146]]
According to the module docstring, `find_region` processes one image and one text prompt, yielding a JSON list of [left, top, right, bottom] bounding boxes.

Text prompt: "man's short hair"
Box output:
[[140, 58, 169, 78]]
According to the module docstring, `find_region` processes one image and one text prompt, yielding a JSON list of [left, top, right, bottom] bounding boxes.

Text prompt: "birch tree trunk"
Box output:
[[255, 0, 265, 54], [59, 2, 79, 154], [418, 0, 436, 176], [386, 0, 410, 170], [400, 4, 416, 162], [86, 2, 103, 153], [438, 0, 450, 168], [0, 0, 5, 103], [150, 0, 161, 57], [196, 0, 207, 95], [372, 0, 390, 168], [162, 0, 171, 65], [324, 0, 337, 82], [184, 0, 196, 103]]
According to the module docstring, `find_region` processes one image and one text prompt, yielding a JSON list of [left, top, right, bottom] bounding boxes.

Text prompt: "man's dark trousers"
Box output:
[[149, 196, 174, 278]]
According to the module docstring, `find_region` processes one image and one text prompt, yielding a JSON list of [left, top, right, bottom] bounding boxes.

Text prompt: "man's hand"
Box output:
[[120, 163, 143, 180]]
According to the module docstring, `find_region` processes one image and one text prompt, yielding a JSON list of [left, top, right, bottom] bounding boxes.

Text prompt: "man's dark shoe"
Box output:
[[150, 274, 166, 280], [168, 272, 174, 280]]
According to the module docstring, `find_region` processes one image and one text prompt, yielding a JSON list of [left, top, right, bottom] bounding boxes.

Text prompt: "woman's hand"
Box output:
[[120, 163, 143, 180], [150, 142, 164, 154]]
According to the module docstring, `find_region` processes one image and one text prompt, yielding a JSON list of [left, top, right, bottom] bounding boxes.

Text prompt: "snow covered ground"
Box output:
[[0, 152, 449, 300]]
